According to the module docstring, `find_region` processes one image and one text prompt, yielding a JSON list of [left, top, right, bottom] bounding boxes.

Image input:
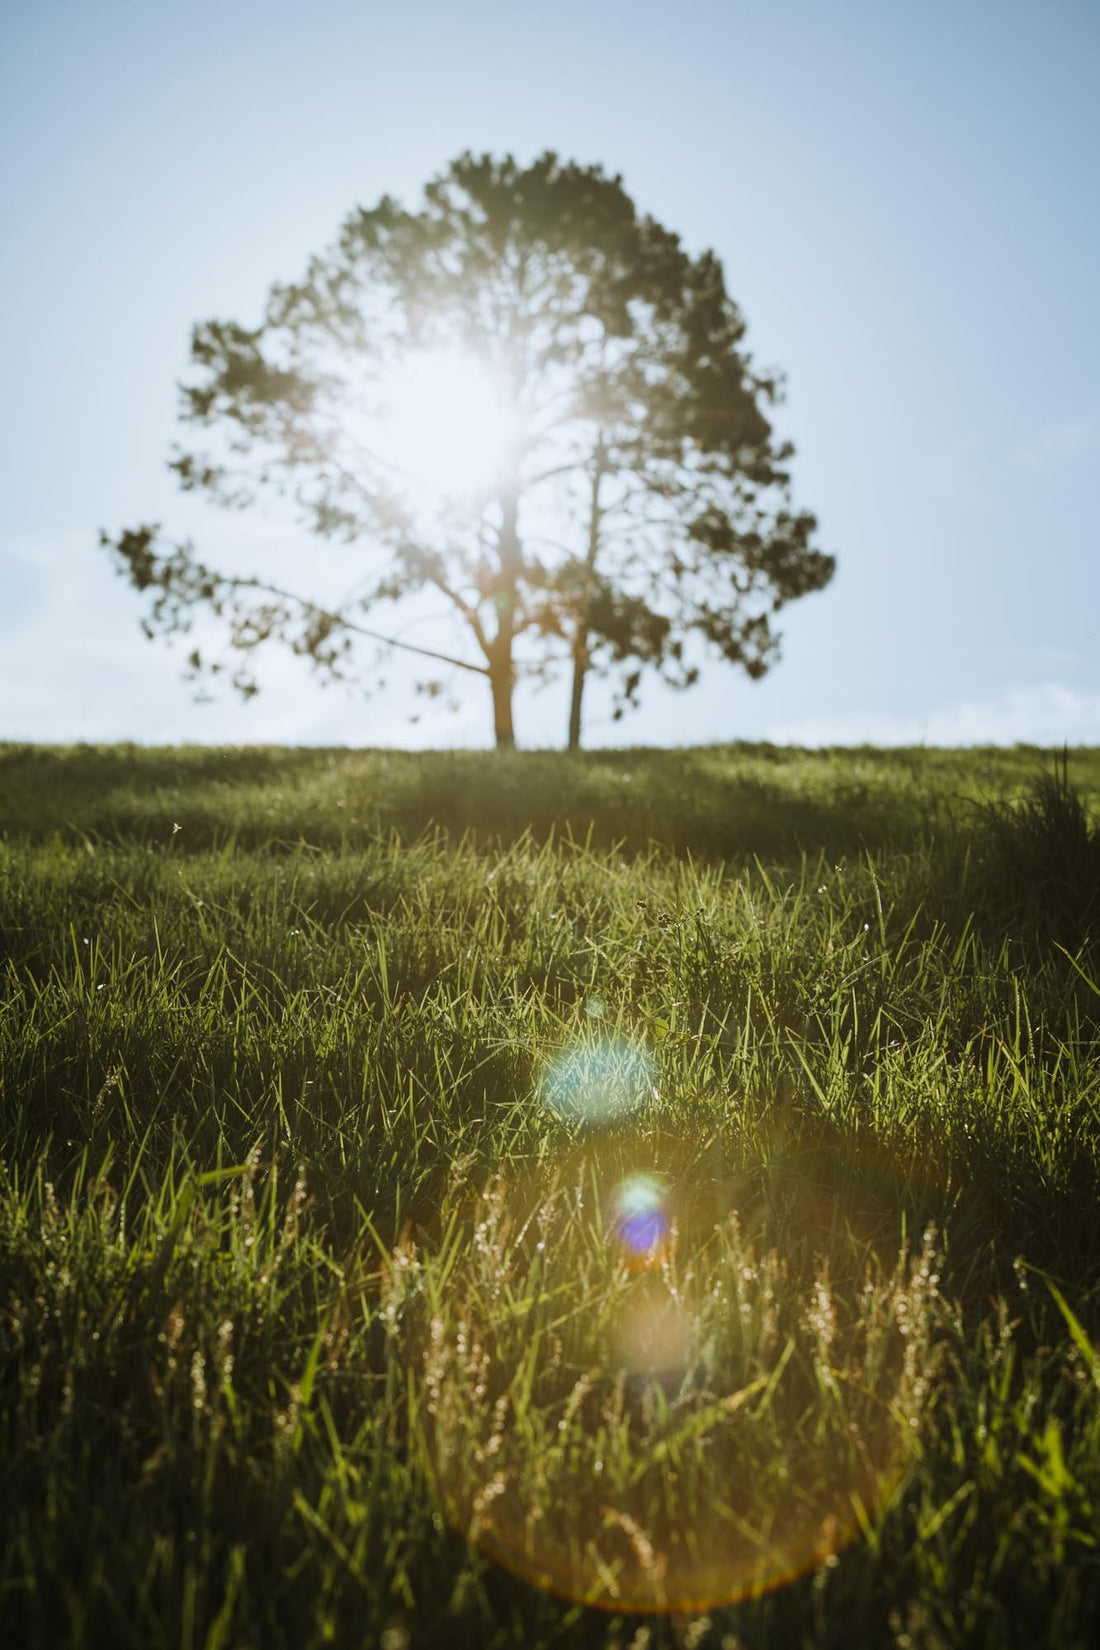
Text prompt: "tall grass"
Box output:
[[966, 748, 1100, 954], [1, 745, 1099, 1646]]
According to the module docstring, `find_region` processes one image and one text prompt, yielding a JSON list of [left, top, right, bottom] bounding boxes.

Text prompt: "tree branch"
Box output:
[[228, 571, 491, 676]]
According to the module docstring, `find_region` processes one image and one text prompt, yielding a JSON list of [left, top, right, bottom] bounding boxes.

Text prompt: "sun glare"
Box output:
[[373, 349, 518, 501]]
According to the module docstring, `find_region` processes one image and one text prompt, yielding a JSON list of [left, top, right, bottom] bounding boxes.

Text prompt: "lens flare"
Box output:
[[614, 1275, 692, 1381], [611, 1172, 668, 1262], [406, 1127, 959, 1614], [540, 1035, 656, 1125]]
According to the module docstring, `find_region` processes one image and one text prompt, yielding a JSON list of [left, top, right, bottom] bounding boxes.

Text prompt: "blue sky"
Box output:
[[1, 0, 1097, 749]]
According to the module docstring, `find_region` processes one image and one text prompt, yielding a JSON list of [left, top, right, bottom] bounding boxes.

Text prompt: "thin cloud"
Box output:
[[1018, 406, 1100, 475], [929, 432, 986, 495], [768, 684, 1100, 748]]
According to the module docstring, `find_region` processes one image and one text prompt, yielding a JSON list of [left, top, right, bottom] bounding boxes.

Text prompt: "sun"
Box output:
[[373, 348, 519, 502]]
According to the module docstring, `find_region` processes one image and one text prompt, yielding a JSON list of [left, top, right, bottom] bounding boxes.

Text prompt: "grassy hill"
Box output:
[[2, 743, 1099, 1647]]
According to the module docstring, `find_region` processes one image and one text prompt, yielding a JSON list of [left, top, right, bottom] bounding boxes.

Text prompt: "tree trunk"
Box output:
[[490, 487, 521, 749], [489, 651, 515, 747], [566, 637, 586, 752], [567, 435, 606, 751]]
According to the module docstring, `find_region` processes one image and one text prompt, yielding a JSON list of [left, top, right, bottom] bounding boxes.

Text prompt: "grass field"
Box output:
[[2, 741, 1100, 1648]]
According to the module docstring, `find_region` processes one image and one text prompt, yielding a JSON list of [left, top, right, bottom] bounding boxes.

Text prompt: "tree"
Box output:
[[102, 152, 835, 749]]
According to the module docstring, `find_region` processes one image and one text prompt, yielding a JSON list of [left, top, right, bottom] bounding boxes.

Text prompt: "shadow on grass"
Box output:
[[4, 741, 1076, 861]]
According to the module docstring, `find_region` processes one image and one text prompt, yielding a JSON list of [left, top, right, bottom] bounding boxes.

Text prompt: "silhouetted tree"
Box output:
[[102, 152, 834, 748]]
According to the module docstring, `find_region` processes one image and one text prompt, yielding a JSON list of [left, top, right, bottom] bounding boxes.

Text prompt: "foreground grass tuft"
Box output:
[[967, 751, 1100, 955]]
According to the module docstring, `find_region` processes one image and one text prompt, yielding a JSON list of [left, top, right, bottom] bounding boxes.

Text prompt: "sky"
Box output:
[[1, 0, 1097, 751]]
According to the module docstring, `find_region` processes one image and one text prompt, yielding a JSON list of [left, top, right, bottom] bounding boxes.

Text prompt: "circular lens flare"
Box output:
[[541, 1036, 656, 1126], [615, 1275, 692, 1381], [611, 1172, 668, 1263], [407, 1128, 953, 1614]]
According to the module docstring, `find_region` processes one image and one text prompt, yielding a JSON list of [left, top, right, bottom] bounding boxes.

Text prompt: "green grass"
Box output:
[[2, 742, 1099, 1647]]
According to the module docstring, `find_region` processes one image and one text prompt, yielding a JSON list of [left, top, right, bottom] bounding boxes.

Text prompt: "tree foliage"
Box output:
[[103, 151, 835, 747]]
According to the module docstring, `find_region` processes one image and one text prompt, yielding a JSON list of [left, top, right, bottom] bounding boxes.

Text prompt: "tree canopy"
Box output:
[[103, 151, 835, 747]]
